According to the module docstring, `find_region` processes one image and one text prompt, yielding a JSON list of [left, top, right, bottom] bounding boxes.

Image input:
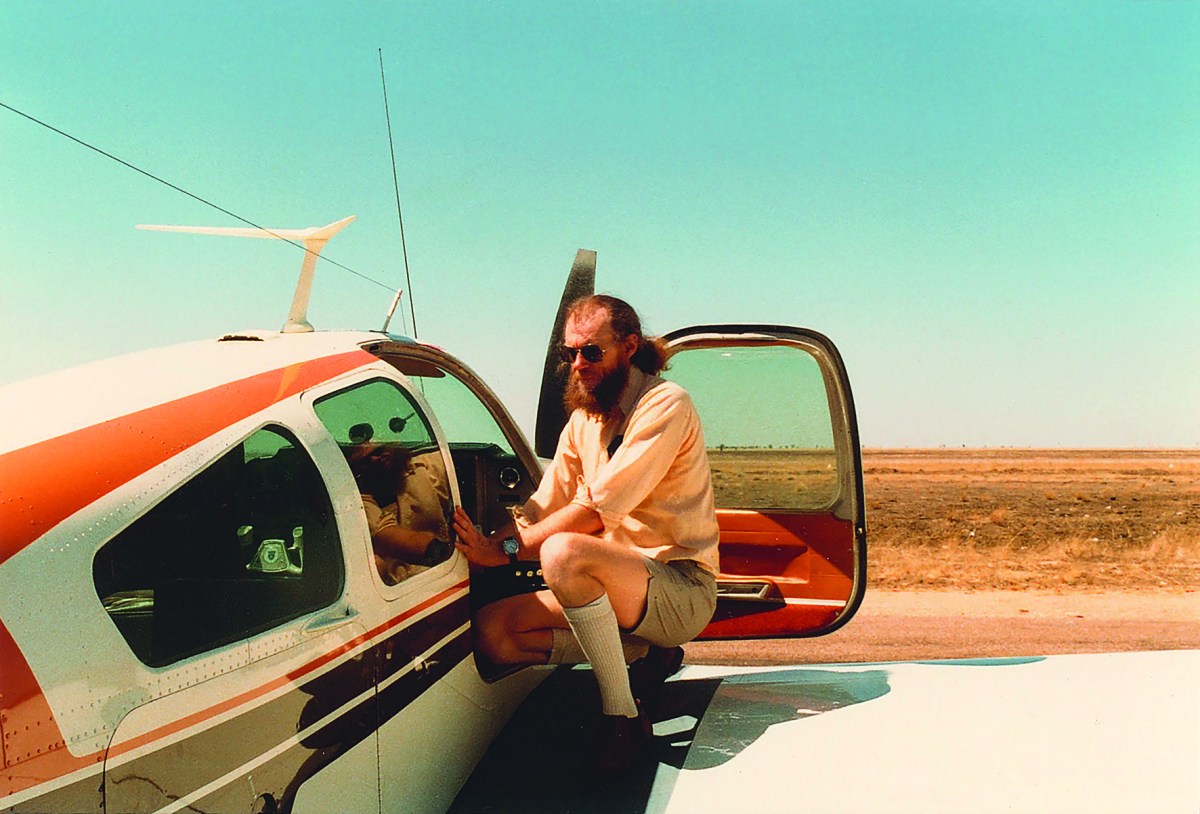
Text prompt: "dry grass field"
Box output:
[[865, 449, 1200, 592], [692, 448, 1200, 664]]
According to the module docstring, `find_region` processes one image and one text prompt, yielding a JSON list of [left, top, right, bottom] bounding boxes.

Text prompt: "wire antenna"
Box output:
[[0, 99, 395, 296], [379, 50, 418, 339]]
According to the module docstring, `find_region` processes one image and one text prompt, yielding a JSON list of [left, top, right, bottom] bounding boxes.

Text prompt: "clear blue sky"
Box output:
[[2, 1, 1197, 447]]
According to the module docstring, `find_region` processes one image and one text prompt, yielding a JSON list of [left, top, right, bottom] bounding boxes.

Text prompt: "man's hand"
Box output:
[[453, 506, 508, 567]]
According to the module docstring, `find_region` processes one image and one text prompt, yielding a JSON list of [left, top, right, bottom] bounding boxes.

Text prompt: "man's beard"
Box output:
[[564, 360, 630, 418]]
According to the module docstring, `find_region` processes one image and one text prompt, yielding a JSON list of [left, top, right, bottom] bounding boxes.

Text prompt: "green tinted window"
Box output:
[[313, 379, 454, 585], [666, 343, 838, 510], [312, 379, 438, 451], [414, 373, 514, 455]]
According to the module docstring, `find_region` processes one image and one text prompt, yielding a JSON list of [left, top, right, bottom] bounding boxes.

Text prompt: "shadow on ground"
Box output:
[[449, 665, 890, 814]]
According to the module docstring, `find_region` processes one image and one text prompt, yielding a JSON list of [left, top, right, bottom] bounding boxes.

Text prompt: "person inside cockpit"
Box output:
[[345, 442, 452, 584]]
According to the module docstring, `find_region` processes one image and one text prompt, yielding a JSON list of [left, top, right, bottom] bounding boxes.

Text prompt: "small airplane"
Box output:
[[1, 220, 1194, 814]]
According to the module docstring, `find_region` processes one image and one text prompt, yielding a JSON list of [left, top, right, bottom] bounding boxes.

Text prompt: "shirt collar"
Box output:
[[616, 366, 649, 421]]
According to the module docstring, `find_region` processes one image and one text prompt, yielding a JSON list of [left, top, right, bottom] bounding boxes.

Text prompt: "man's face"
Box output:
[[562, 306, 637, 416]]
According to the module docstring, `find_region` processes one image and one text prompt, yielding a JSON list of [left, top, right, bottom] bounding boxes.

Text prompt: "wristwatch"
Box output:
[[500, 536, 520, 565]]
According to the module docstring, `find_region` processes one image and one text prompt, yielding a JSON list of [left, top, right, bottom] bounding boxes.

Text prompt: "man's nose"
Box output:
[[571, 352, 589, 371]]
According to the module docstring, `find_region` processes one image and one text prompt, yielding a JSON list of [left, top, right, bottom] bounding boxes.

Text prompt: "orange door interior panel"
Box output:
[[698, 509, 856, 639]]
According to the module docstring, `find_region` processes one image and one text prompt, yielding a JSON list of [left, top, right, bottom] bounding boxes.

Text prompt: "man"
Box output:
[[345, 442, 452, 583], [453, 294, 719, 774]]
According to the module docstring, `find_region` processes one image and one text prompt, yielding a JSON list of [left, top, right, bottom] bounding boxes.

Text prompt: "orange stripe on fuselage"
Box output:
[[0, 350, 373, 568], [0, 619, 102, 798], [0, 581, 470, 800], [106, 580, 470, 759]]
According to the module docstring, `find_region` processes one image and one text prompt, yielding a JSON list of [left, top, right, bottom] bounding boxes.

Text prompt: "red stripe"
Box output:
[[1, 581, 470, 798], [0, 620, 101, 798], [0, 350, 372, 568], [107, 580, 470, 757]]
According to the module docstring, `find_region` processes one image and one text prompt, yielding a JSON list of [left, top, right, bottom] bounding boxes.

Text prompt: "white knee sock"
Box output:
[[562, 594, 639, 718], [548, 628, 650, 666]]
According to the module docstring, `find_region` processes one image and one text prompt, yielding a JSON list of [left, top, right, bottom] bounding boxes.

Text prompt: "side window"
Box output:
[[409, 368, 536, 535], [93, 426, 343, 667], [313, 379, 454, 586], [665, 343, 839, 510]]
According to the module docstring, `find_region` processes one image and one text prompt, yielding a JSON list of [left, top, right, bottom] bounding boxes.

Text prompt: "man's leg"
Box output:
[[472, 531, 655, 716], [473, 591, 561, 664], [474, 591, 649, 665], [538, 532, 652, 719], [561, 594, 638, 717], [627, 559, 717, 708]]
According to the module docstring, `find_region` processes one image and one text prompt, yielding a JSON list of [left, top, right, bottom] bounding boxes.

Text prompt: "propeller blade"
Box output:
[[534, 249, 596, 458]]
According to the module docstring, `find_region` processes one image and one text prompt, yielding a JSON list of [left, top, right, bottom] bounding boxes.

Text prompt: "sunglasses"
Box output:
[[559, 343, 607, 364]]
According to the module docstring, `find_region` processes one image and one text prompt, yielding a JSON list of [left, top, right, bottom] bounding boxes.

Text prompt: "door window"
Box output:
[[313, 379, 454, 586], [666, 343, 839, 510], [413, 373, 516, 456], [93, 425, 343, 667]]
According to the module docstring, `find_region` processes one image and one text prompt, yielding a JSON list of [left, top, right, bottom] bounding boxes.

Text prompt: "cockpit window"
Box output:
[[93, 425, 343, 667], [313, 379, 454, 586], [411, 373, 515, 456]]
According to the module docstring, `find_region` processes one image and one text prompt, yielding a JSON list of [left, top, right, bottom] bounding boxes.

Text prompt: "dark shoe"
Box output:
[[592, 706, 653, 777], [628, 645, 684, 710]]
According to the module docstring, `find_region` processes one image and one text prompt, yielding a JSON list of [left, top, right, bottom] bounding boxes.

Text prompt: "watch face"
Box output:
[[502, 537, 519, 556]]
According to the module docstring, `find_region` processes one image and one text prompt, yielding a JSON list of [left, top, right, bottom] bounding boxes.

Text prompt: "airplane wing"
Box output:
[[451, 649, 1200, 813]]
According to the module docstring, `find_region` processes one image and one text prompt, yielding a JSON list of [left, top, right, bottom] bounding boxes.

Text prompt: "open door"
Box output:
[[661, 325, 866, 639], [532, 253, 866, 641]]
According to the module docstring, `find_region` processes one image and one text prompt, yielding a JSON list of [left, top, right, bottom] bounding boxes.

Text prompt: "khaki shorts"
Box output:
[[545, 558, 718, 664], [629, 558, 718, 648]]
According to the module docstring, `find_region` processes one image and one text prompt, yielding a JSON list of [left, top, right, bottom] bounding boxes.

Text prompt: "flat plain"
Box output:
[[689, 448, 1200, 665], [865, 448, 1200, 591]]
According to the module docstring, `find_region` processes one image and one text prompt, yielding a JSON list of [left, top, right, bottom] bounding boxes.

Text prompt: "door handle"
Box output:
[[302, 605, 359, 635], [716, 580, 776, 602]]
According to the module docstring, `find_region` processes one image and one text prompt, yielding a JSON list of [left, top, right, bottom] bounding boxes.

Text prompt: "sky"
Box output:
[[2, 1, 1197, 448]]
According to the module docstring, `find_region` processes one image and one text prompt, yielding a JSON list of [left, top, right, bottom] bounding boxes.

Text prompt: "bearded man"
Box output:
[[453, 294, 719, 775]]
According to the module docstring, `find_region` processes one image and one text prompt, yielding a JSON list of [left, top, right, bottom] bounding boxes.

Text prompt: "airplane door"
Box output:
[[661, 325, 866, 638], [98, 423, 379, 814]]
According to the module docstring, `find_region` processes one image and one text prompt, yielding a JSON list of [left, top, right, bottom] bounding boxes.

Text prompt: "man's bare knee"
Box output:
[[478, 630, 521, 664], [540, 532, 597, 584]]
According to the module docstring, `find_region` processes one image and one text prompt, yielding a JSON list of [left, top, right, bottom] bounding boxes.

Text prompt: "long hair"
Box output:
[[566, 294, 669, 374]]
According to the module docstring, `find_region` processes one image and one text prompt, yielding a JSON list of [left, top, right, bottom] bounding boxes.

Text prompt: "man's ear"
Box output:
[[623, 333, 640, 359]]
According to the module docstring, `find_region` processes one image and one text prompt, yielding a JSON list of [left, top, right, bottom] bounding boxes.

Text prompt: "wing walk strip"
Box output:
[[153, 623, 472, 814]]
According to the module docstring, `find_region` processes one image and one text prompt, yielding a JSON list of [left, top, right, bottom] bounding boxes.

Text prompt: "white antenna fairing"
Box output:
[[137, 216, 356, 333]]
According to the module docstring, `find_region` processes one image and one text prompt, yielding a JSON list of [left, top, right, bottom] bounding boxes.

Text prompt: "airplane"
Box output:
[[1, 219, 1195, 814]]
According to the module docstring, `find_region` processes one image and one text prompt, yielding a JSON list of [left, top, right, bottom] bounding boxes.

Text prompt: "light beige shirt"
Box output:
[[523, 367, 720, 574]]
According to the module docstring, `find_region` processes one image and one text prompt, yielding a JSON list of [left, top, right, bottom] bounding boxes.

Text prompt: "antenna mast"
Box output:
[[379, 49, 418, 339]]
